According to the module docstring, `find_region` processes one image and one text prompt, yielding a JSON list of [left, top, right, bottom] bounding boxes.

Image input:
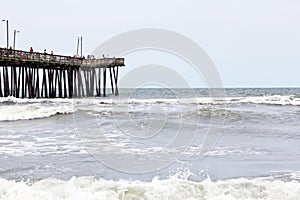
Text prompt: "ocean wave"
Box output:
[[0, 96, 74, 104], [1, 95, 299, 108], [0, 95, 298, 121], [0, 105, 75, 121], [237, 95, 300, 106], [0, 176, 299, 200], [0, 97, 75, 121], [93, 95, 300, 106]]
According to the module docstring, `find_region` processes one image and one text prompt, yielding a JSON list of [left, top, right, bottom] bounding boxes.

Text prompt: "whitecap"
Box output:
[[0, 176, 300, 200]]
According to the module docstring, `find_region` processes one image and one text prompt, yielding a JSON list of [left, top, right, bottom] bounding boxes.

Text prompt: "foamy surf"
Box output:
[[0, 97, 75, 121], [0, 96, 74, 104], [0, 176, 299, 200], [97, 95, 300, 106], [0, 94, 299, 121]]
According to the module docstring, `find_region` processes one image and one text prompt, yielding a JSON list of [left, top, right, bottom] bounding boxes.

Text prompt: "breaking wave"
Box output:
[[0, 97, 75, 121], [106, 95, 300, 106], [0, 94, 299, 121], [0, 176, 299, 200]]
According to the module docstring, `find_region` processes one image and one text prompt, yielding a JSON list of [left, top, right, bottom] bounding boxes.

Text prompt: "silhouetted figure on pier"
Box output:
[[43, 49, 47, 61], [50, 51, 55, 61], [9, 47, 12, 55]]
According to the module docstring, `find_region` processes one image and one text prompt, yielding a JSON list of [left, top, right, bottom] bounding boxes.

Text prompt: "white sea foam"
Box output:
[[191, 95, 300, 106], [0, 176, 300, 200], [183, 146, 267, 157], [0, 97, 75, 121], [0, 105, 75, 121], [92, 95, 300, 106], [1, 95, 299, 108], [0, 95, 299, 121], [0, 96, 74, 104], [237, 95, 300, 106], [0, 135, 85, 156]]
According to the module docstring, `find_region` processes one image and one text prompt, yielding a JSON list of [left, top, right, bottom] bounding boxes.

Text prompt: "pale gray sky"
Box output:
[[1, 0, 300, 87]]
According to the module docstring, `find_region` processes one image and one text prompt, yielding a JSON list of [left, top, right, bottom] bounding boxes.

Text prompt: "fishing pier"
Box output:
[[0, 48, 125, 98]]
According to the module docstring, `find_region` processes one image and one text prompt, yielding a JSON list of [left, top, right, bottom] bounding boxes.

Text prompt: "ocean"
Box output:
[[1, 88, 300, 199]]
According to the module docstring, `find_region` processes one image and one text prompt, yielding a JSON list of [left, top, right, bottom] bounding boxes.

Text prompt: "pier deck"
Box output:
[[0, 48, 124, 98]]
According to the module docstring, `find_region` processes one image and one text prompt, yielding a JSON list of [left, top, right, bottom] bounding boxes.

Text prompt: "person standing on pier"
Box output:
[[30, 47, 33, 59], [50, 51, 55, 61], [44, 49, 47, 61], [9, 47, 12, 55]]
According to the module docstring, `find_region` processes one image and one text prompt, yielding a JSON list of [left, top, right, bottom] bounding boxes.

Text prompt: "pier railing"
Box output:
[[0, 48, 82, 66], [81, 57, 125, 68]]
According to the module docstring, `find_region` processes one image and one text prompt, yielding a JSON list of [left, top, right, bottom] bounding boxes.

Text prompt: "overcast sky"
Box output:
[[1, 0, 300, 87]]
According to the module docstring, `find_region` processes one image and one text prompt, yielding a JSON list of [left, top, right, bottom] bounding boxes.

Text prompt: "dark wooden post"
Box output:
[[59, 69, 62, 98], [113, 67, 119, 96], [42, 68, 48, 98], [22, 66, 25, 98], [4, 65, 9, 97], [63, 69, 67, 98], [109, 67, 114, 95], [68, 68, 73, 98], [98, 67, 101, 97], [73, 69, 77, 97], [11, 66, 14, 96], [103, 67, 106, 97], [0, 67, 2, 97], [90, 69, 95, 97], [35, 67, 40, 98], [78, 68, 83, 97]]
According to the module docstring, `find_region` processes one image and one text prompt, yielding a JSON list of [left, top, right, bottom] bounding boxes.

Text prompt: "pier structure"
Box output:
[[0, 48, 124, 98]]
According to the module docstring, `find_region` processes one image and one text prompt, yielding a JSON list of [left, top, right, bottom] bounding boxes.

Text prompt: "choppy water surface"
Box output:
[[1, 88, 300, 199]]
